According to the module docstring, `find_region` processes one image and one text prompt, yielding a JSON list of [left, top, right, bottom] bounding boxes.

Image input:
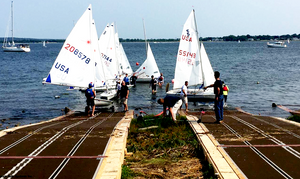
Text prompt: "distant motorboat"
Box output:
[[267, 41, 287, 48], [2, 1, 30, 52]]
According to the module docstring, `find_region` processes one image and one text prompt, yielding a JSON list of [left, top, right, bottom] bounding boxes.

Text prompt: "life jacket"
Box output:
[[223, 85, 228, 91], [85, 88, 94, 98]]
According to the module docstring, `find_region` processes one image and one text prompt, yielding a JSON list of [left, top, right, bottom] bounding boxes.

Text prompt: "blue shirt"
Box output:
[[123, 76, 129, 83]]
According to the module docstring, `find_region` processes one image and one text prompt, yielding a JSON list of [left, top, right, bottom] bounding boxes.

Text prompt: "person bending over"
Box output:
[[157, 96, 182, 121]]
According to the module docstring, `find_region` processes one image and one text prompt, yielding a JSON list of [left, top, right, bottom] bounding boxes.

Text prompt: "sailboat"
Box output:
[[2, 1, 30, 52], [97, 23, 119, 100], [115, 30, 133, 75], [43, 4, 112, 106], [135, 20, 160, 82], [43, 41, 47, 47], [166, 10, 215, 101]]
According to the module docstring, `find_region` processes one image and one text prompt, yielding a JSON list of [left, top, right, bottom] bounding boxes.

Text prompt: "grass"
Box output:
[[122, 114, 217, 179], [287, 115, 300, 122]]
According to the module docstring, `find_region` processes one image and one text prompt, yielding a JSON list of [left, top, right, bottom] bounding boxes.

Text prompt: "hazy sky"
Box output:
[[1, 0, 299, 39]]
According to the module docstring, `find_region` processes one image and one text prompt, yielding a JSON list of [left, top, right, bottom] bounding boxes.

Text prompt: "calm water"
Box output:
[[0, 41, 299, 130]]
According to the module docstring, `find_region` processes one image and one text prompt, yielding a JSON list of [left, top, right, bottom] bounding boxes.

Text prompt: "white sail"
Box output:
[[135, 43, 160, 79], [119, 43, 133, 75], [92, 20, 105, 88], [200, 42, 215, 87], [98, 23, 119, 82], [115, 30, 132, 75], [115, 31, 123, 75], [173, 10, 202, 89], [44, 5, 96, 88]]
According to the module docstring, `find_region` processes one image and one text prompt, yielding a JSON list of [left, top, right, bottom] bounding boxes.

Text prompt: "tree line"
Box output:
[[1, 33, 300, 43]]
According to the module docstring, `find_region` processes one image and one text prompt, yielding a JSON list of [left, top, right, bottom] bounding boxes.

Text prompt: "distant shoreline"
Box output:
[[1, 33, 299, 43]]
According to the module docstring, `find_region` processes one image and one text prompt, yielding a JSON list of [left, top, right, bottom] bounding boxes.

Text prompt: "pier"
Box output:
[[181, 109, 300, 179], [1, 109, 300, 178], [0, 111, 133, 179]]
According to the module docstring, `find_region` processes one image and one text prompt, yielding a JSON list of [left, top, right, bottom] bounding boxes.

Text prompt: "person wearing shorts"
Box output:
[[149, 75, 157, 94], [85, 83, 96, 116], [180, 81, 188, 111], [157, 96, 182, 121], [120, 81, 129, 111]]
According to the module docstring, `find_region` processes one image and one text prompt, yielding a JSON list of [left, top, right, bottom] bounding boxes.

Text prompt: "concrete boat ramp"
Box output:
[[0, 111, 133, 179], [1, 109, 300, 178]]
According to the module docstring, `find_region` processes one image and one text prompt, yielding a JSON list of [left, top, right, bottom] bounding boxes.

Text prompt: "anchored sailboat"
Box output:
[[135, 19, 160, 82], [2, 1, 30, 52], [166, 10, 215, 101]]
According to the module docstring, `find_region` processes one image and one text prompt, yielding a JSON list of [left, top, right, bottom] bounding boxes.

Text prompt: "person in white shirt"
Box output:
[[180, 81, 188, 112]]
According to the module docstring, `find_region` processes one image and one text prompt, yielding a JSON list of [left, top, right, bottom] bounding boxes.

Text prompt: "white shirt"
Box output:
[[181, 84, 187, 96]]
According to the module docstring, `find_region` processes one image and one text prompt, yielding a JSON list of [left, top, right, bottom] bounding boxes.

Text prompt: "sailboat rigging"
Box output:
[[135, 19, 160, 82], [2, 1, 30, 52], [43, 4, 112, 106], [166, 10, 215, 101]]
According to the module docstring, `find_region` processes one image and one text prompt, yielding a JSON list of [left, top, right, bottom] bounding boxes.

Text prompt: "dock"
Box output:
[[0, 111, 133, 179], [181, 109, 300, 179], [1, 108, 300, 178]]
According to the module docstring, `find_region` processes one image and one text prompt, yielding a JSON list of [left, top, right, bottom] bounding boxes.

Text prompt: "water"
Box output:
[[0, 41, 299, 130]]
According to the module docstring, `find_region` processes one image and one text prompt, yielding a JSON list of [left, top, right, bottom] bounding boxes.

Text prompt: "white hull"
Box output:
[[166, 88, 215, 101], [3, 2, 31, 53], [3, 46, 30, 52], [100, 90, 117, 100], [136, 77, 151, 83], [95, 85, 115, 92], [94, 98, 113, 106], [267, 42, 287, 48]]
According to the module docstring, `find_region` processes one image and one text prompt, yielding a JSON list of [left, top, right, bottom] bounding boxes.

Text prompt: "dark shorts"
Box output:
[[86, 98, 95, 107], [152, 85, 156, 90]]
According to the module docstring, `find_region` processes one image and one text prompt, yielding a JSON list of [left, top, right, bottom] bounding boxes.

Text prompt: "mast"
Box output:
[[11, 1, 14, 45], [142, 19, 148, 56], [193, 9, 205, 87]]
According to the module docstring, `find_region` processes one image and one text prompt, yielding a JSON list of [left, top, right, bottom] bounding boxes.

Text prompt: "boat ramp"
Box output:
[[1, 108, 300, 178]]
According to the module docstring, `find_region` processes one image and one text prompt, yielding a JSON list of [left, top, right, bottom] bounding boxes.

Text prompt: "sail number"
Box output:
[[64, 43, 91, 64]]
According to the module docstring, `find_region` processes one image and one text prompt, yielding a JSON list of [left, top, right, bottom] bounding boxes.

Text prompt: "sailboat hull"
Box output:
[[94, 98, 113, 106], [136, 77, 152, 83], [100, 90, 117, 100], [3, 46, 30, 52], [166, 89, 215, 102]]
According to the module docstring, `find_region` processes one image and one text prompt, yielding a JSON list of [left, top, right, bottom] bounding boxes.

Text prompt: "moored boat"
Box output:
[[2, 1, 30, 52], [135, 20, 160, 83], [267, 41, 287, 48]]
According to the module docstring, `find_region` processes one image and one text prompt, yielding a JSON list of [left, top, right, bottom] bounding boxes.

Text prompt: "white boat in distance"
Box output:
[[166, 10, 215, 101], [43, 41, 47, 47], [267, 41, 287, 48], [2, 1, 30, 52]]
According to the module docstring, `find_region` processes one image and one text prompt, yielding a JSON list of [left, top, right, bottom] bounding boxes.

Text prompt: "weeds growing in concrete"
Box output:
[[122, 115, 217, 178]]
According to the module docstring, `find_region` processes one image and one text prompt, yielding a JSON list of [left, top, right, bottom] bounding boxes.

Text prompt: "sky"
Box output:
[[1, 0, 300, 39]]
